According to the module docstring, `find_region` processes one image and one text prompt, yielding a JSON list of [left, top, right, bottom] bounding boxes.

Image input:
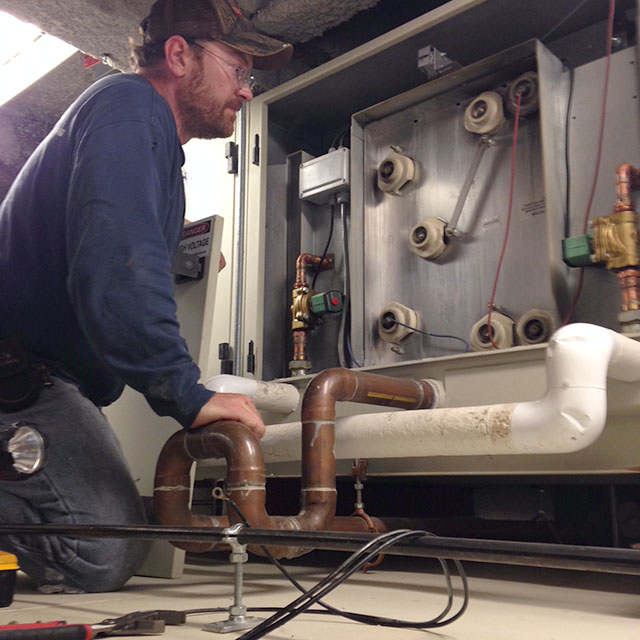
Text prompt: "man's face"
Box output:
[[176, 41, 253, 140]]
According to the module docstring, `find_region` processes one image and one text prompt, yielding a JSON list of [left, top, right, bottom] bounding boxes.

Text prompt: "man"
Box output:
[[0, 0, 292, 593]]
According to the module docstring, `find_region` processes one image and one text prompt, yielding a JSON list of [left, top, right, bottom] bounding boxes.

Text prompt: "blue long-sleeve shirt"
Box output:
[[0, 73, 213, 427]]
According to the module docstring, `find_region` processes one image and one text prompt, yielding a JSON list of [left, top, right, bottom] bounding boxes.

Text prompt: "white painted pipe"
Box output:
[[258, 324, 640, 462], [204, 375, 300, 414]]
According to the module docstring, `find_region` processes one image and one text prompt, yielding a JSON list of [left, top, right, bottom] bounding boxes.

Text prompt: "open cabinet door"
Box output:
[[103, 215, 224, 578]]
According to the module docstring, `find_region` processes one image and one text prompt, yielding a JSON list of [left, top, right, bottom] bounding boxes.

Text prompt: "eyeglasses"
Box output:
[[192, 42, 255, 92]]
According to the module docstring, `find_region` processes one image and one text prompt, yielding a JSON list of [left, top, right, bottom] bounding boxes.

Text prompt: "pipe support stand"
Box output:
[[203, 524, 264, 634]]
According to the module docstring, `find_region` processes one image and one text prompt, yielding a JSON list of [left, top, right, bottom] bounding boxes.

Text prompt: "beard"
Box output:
[[176, 62, 240, 140]]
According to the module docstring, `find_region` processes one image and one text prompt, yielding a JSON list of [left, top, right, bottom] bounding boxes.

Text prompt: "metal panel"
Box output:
[[241, 2, 640, 477], [359, 42, 558, 366]]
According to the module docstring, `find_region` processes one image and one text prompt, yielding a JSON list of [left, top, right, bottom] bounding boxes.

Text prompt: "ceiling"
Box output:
[[0, 0, 632, 198], [0, 0, 446, 195], [0, 0, 444, 81]]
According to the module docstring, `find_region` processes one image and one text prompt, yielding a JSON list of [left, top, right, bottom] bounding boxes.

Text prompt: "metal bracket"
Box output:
[[445, 135, 495, 238], [202, 523, 264, 634], [417, 45, 461, 80]]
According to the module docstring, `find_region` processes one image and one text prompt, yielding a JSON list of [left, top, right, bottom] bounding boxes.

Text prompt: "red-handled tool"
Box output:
[[0, 609, 186, 638]]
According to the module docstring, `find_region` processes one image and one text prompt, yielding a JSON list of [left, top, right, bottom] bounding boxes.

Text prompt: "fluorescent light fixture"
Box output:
[[0, 11, 77, 107]]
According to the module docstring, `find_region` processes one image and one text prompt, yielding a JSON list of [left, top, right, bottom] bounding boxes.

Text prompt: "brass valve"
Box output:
[[291, 287, 313, 330], [591, 210, 639, 270]]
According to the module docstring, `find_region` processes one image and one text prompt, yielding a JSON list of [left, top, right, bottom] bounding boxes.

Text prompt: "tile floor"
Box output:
[[1, 551, 639, 639]]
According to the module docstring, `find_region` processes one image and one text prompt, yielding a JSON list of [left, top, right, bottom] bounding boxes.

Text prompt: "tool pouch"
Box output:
[[0, 339, 45, 413]]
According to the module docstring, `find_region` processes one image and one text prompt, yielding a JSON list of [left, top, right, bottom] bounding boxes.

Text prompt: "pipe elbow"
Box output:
[[546, 323, 616, 390], [615, 163, 640, 212], [302, 368, 356, 420], [154, 421, 267, 548], [511, 386, 607, 454]]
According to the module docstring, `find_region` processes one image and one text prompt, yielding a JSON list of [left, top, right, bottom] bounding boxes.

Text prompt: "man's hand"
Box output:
[[191, 392, 265, 438]]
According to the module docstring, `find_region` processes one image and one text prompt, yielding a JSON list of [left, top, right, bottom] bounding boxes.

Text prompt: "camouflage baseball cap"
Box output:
[[141, 0, 293, 70]]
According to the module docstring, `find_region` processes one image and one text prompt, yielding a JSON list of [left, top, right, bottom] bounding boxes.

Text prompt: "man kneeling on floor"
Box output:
[[0, 0, 291, 593]]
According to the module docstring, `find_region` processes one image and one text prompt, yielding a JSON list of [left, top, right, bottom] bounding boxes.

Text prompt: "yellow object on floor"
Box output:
[[0, 551, 19, 608]]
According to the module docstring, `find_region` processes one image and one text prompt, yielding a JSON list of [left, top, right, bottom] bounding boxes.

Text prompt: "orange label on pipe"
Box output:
[[367, 392, 417, 404]]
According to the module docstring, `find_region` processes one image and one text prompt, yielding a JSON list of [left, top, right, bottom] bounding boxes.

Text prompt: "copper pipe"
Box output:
[[295, 253, 333, 289], [153, 423, 234, 553], [290, 253, 334, 372], [614, 163, 640, 213], [617, 268, 640, 311], [292, 330, 307, 362], [154, 421, 304, 557], [300, 368, 435, 533], [154, 369, 437, 558]]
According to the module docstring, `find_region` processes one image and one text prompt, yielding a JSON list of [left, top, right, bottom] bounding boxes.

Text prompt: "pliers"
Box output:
[[0, 609, 186, 638]]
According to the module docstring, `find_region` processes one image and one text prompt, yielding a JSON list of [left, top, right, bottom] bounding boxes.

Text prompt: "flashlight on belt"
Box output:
[[0, 422, 45, 481]]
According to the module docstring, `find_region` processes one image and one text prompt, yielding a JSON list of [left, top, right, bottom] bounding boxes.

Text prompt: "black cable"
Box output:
[[564, 64, 576, 238], [346, 329, 362, 368], [329, 128, 350, 150], [242, 529, 418, 638], [389, 319, 470, 352], [311, 203, 335, 290], [225, 498, 468, 636], [238, 529, 469, 640], [540, 0, 589, 43], [338, 201, 362, 368], [256, 530, 457, 628], [227, 500, 460, 625], [226, 497, 376, 620]]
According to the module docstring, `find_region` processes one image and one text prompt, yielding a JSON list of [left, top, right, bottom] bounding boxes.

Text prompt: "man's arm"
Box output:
[[65, 108, 221, 427]]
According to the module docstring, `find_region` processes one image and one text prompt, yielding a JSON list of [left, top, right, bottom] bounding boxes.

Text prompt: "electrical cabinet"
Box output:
[[229, 0, 640, 477]]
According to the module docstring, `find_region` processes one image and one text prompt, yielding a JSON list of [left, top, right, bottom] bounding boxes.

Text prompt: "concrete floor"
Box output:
[[1, 552, 639, 639]]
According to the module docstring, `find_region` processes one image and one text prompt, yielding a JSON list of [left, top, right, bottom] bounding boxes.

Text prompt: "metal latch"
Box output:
[[171, 251, 204, 283]]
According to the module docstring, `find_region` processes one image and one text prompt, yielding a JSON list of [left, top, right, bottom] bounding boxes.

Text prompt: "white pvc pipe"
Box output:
[[258, 324, 640, 462], [204, 375, 300, 414]]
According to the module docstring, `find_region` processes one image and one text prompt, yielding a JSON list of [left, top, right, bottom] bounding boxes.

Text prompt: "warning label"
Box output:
[[179, 220, 212, 258], [521, 199, 546, 217]]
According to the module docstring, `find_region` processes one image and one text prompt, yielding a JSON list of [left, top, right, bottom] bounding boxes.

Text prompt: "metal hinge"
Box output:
[[225, 141, 238, 174], [252, 134, 260, 166]]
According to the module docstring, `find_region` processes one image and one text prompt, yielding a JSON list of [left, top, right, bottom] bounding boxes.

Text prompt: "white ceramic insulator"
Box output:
[[409, 217, 448, 260], [377, 151, 416, 195], [516, 308, 557, 345], [470, 312, 514, 351], [464, 91, 505, 135], [378, 302, 421, 344]]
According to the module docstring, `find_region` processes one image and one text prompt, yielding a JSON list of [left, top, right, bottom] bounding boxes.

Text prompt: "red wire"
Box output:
[[562, 0, 615, 326], [487, 92, 522, 349], [582, 0, 616, 235]]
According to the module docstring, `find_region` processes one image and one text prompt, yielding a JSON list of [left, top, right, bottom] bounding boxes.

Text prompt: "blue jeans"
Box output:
[[0, 376, 150, 592]]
